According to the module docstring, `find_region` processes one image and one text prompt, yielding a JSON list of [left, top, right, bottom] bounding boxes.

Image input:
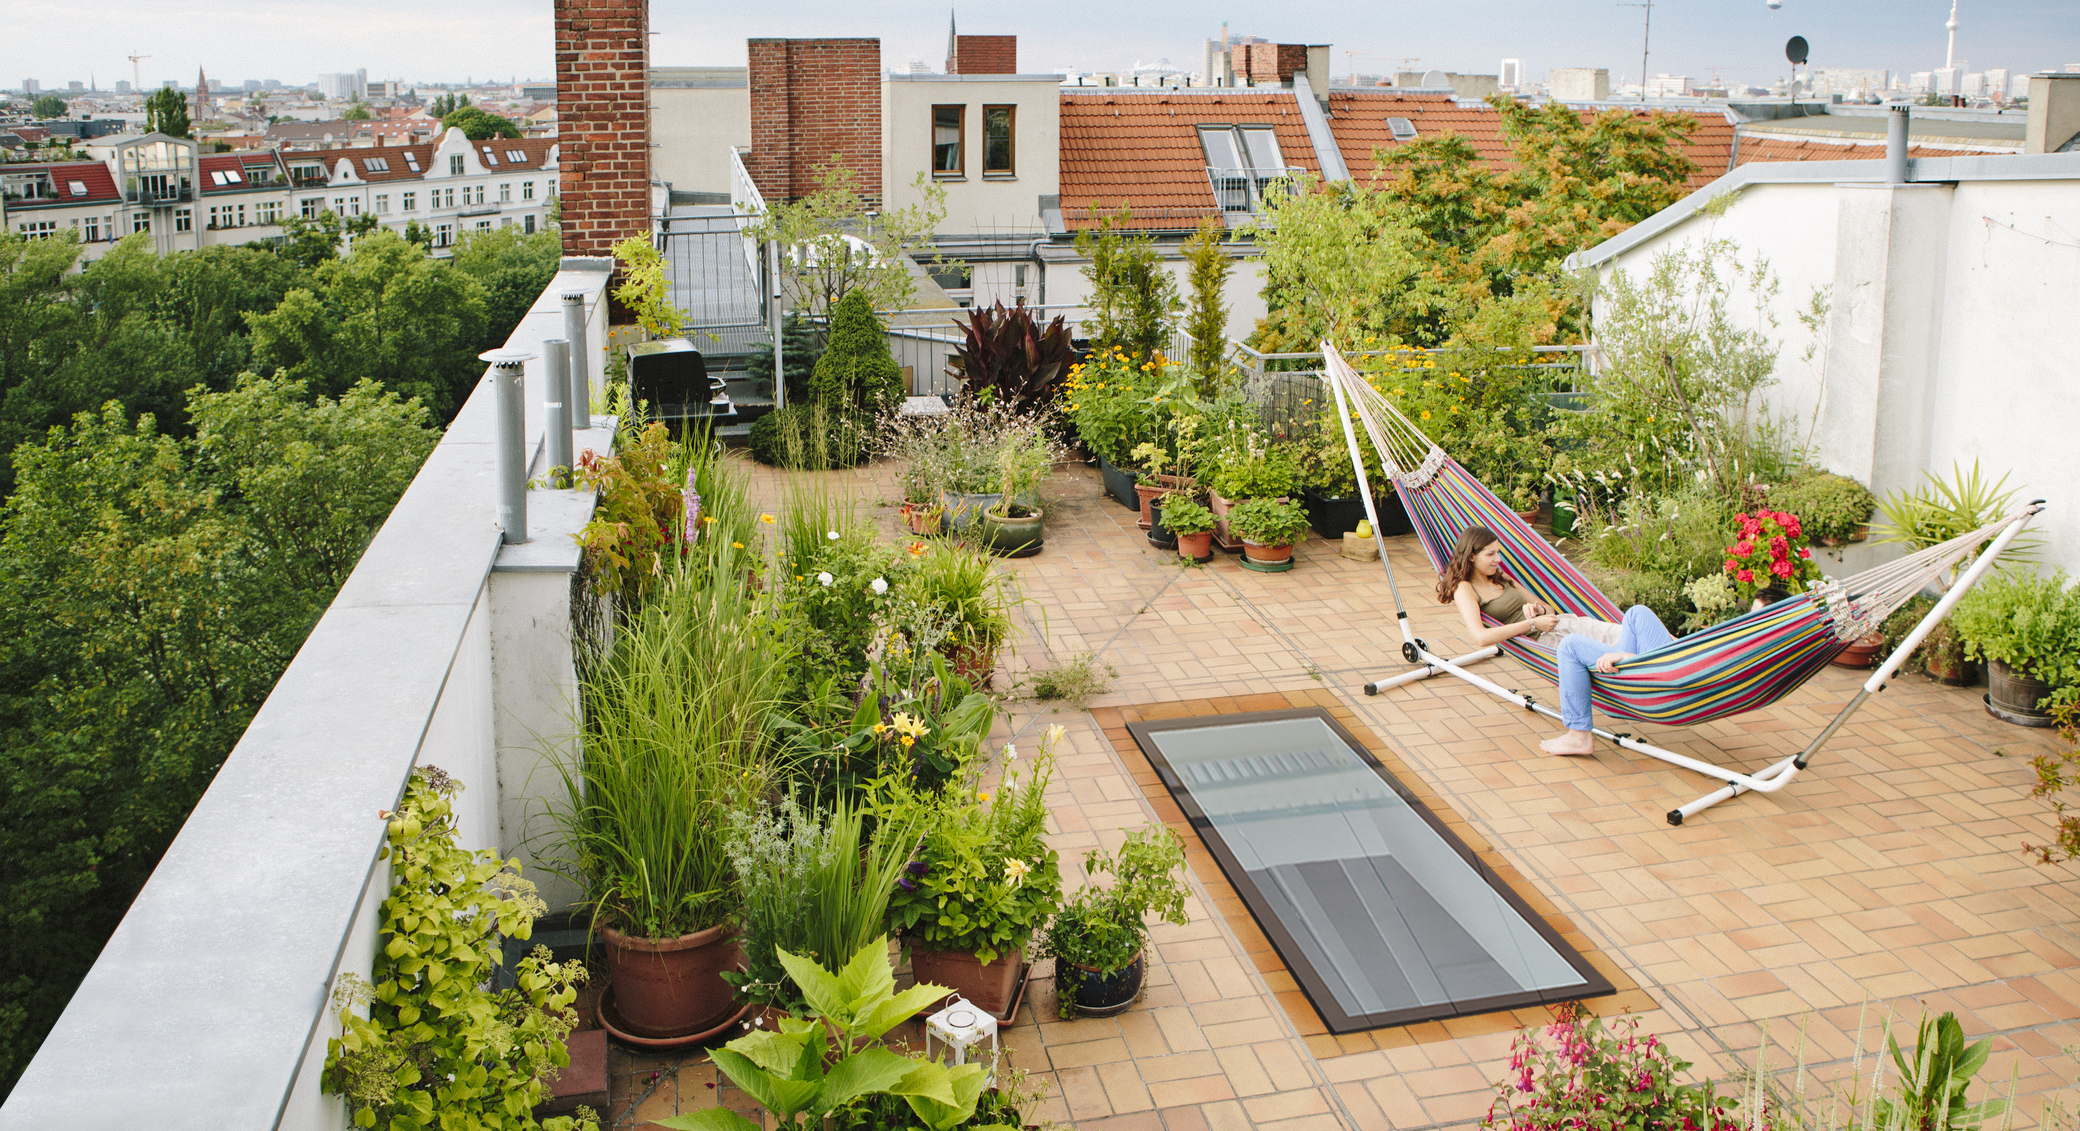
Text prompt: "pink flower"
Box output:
[[1770, 536, 1789, 558], [1733, 541, 1753, 556], [1771, 559, 1795, 578], [1799, 547, 1812, 559], [1723, 558, 1738, 571], [1737, 569, 1754, 583]]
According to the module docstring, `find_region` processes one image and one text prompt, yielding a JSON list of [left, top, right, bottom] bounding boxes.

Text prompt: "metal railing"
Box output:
[[1221, 339, 1593, 438], [653, 209, 769, 356]]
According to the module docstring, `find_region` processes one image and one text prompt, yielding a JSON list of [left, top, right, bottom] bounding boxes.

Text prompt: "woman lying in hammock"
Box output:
[[1441, 526, 1786, 757]]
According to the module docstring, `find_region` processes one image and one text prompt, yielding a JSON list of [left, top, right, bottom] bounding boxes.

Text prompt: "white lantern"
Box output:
[[924, 997, 1000, 1084]]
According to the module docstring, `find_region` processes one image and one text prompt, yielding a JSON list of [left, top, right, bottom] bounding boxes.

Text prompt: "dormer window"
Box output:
[[1199, 125, 1287, 214], [364, 156, 390, 173]]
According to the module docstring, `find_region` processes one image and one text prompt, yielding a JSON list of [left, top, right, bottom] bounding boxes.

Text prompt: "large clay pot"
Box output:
[[982, 505, 1044, 558], [901, 502, 942, 536], [911, 946, 1024, 1019], [1830, 629, 1886, 669], [948, 640, 997, 689], [1059, 952, 1144, 1018], [1176, 530, 1214, 563], [1134, 476, 1188, 531], [1987, 658, 2056, 726], [1242, 540, 1294, 565], [598, 923, 743, 1039]]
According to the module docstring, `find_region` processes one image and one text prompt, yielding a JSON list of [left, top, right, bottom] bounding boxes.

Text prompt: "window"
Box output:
[[375, 193, 390, 214], [498, 182, 511, 203], [258, 200, 281, 224], [17, 220, 56, 240], [301, 197, 323, 218], [1386, 117, 1418, 142], [68, 179, 89, 196], [480, 148, 499, 166], [84, 215, 100, 241], [982, 105, 1015, 176], [404, 153, 421, 173], [932, 105, 964, 176], [523, 214, 535, 234], [208, 169, 244, 186], [175, 208, 192, 232], [1198, 125, 1288, 213], [434, 222, 453, 248], [364, 156, 390, 173], [476, 219, 491, 230], [402, 192, 417, 212], [505, 149, 527, 163], [473, 185, 486, 205], [133, 214, 152, 234], [448, 154, 464, 176], [521, 181, 534, 201], [440, 187, 455, 209]]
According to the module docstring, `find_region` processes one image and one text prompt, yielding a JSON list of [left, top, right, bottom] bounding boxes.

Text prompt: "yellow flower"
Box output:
[[873, 722, 888, 735], [1421, 410, 1432, 419], [900, 735, 915, 749], [760, 513, 776, 525], [702, 515, 717, 524], [732, 541, 744, 548], [977, 790, 993, 804]]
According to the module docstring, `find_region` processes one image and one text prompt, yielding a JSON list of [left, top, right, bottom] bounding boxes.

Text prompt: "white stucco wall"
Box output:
[[1040, 250, 1268, 347], [883, 75, 1061, 235], [652, 81, 752, 198], [1589, 170, 2080, 574]]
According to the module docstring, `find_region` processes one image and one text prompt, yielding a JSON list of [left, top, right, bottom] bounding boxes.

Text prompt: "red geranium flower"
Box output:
[[1736, 569, 1754, 583]]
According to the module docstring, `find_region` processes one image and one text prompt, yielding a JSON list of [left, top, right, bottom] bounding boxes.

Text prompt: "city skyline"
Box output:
[[9, 0, 2079, 94]]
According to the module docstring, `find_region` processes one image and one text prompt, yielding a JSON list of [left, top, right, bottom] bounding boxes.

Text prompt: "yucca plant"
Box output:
[[945, 299, 1076, 414]]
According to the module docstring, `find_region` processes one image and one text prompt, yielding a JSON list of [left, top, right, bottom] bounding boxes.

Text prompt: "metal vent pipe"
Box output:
[[560, 291, 592, 429], [480, 348, 535, 543], [543, 338, 573, 487], [1886, 105, 1911, 184]]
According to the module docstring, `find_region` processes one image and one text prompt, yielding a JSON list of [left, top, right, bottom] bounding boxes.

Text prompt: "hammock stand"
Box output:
[[1315, 341, 2044, 825]]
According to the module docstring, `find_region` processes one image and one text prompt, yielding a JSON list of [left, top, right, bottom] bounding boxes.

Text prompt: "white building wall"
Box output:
[[651, 84, 751, 198], [1588, 172, 2080, 574], [883, 75, 1061, 236]]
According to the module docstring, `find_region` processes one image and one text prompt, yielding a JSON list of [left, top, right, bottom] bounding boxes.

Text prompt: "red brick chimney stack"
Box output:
[[554, 0, 652, 257], [746, 38, 881, 205], [947, 35, 1017, 75]]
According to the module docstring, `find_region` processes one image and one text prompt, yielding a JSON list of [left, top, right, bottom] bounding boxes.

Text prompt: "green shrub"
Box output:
[[750, 401, 871, 469], [1027, 651, 1116, 706], [1227, 497, 1311, 547], [1581, 489, 1734, 584], [809, 289, 905, 415], [1597, 569, 1689, 631], [1951, 569, 2080, 705], [1770, 470, 1875, 544], [1037, 823, 1192, 1018]]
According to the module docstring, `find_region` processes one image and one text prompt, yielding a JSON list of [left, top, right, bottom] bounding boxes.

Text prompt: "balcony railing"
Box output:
[[458, 201, 503, 217], [1204, 166, 1291, 219]]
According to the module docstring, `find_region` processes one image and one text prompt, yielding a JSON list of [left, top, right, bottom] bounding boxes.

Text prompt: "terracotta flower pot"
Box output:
[[1242, 540, 1293, 564], [910, 946, 1024, 1019], [1921, 633, 1979, 686], [901, 502, 942, 536], [1176, 530, 1215, 563], [949, 640, 997, 689], [1208, 490, 1239, 547], [598, 923, 744, 1039], [1829, 629, 1887, 669], [1133, 474, 1190, 531]]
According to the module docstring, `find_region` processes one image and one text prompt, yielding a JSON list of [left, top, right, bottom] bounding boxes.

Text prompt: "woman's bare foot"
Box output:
[[1538, 730, 1596, 756]]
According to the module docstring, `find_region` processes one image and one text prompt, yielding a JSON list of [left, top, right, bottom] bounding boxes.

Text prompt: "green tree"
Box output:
[[1245, 177, 1459, 352], [430, 92, 472, 118], [807, 290, 903, 415], [246, 229, 490, 419], [143, 87, 191, 138], [0, 377, 437, 1096], [449, 225, 562, 347], [744, 162, 947, 320], [1180, 218, 1232, 397], [30, 95, 66, 120], [276, 210, 347, 270], [1074, 208, 1181, 362], [342, 100, 372, 121], [439, 105, 522, 141]]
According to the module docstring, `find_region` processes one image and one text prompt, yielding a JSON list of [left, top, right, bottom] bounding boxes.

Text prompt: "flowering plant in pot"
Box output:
[[546, 542, 783, 1042], [1035, 822, 1192, 1019], [1721, 510, 1821, 604], [1061, 346, 1162, 496], [1950, 568, 2080, 723], [1160, 495, 1218, 563], [874, 733, 1063, 1019], [983, 426, 1063, 558], [1228, 497, 1311, 567]]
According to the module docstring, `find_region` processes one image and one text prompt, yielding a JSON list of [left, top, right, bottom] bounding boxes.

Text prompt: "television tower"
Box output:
[[1944, 0, 1958, 69]]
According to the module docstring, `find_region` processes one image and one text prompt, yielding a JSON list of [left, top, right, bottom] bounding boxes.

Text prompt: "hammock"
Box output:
[[1316, 341, 2044, 824]]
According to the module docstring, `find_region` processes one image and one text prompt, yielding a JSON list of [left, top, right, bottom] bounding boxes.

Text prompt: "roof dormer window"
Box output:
[[208, 169, 245, 186], [364, 156, 390, 173], [1198, 125, 1288, 215], [67, 180, 87, 197]]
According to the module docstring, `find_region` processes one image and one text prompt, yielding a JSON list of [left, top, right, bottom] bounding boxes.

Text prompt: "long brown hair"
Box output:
[[1436, 526, 1513, 604]]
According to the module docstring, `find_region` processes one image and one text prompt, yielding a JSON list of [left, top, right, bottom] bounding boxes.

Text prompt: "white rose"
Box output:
[[827, 530, 841, 541], [870, 577, 888, 595], [817, 571, 834, 586]]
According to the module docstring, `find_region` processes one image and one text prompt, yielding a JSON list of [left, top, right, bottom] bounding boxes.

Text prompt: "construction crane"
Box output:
[[1342, 50, 1390, 85], [129, 52, 150, 93]]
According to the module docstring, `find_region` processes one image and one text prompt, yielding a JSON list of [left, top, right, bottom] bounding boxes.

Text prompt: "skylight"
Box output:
[[67, 180, 88, 197], [404, 154, 421, 172], [481, 148, 499, 166], [505, 149, 527, 163], [1387, 117, 1418, 142], [207, 169, 246, 186], [364, 157, 390, 173]]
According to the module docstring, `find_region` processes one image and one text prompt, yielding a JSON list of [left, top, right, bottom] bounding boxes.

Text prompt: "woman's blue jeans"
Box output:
[[1558, 606, 1672, 731]]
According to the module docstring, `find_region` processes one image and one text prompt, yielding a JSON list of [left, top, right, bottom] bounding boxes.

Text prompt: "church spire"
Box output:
[[946, 10, 958, 74]]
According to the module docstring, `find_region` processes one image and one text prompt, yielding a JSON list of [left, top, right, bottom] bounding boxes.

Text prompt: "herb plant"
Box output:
[[1157, 496, 1217, 536], [1227, 497, 1311, 548], [1037, 823, 1192, 1018], [324, 768, 595, 1131], [1950, 568, 2080, 703]]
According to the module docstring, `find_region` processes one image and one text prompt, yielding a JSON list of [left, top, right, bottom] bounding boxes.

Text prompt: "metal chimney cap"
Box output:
[[560, 290, 588, 302], [479, 347, 538, 366]]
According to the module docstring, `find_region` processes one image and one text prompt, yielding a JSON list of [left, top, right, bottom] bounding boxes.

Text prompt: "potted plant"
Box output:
[[1951, 569, 2080, 726], [1774, 470, 1877, 547], [879, 737, 1063, 1020], [1882, 596, 1980, 686], [1721, 509, 1823, 605], [1207, 424, 1302, 548], [1228, 497, 1311, 572], [548, 549, 783, 1043], [1873, 461, 2041, 584], [1037, 823, 1193, 1019], [1061, 346, 1160, 510], [982, 426, 1062, 558], [906, 539, 1016, 688], [1161, 495, 1217, 563]]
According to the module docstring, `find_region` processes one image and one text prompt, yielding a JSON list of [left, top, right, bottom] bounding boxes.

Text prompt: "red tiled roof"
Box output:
[[1325, 91, 1735, 190], [1057, 91, 1319, 230], [1734, 134, 1989, 165], [6, 161, 121, 206], [197, 152, 288, 194], [332, 137, 555, 183]]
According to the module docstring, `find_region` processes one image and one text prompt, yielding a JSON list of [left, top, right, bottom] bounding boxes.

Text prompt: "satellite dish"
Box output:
[[1421, 68, 1450, 89], [1766, 0, 1781, 8], [1785, 36, 1809, 65]]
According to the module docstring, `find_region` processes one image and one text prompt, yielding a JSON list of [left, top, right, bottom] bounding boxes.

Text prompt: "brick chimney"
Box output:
[[1236, 43, 1308, 85], [746, 38, 881, 205], [554, 0, 651, 258], [948, 35, 1017, 75]]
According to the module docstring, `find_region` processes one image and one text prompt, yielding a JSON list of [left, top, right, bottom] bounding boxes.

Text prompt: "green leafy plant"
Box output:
[[725, 796, 920, 1013], [750, 399, 872, 470], [744, 161, 948, 319], [1950, 569, 2080, 706], [324, 768, 595, 1131], [1026, 651, 1117, 708], [1061, 345, 1164, 469], [946, 300, 1075, 414], [609, 235, 688, 340], [878, 739, 1063, 965], [656, 940, 1007, 1131], [2023, 707, 2080, 867], [1353, 346, 1554, 510], [1180, 218, 1232, 398], [1583, 488, 1737, 588], [571, 420, 687, 606], [1873, 462, 2041, 571], [1227, 497, 1310, 547], [811, 290, 907, 418], [1682, 573, 1737, 634], [1036, 823, 1192, 1018], [1483, 1007, 1745, 1131], [1871, 1011, 2007, 1131], [1206, 422, 1301, 500], [1771, 470, 1876, 545], [990, 427, 1061, 519], [902, 538, 1017, 661], [1157, 496, 1216, 536], [1074, 208, 1180, 362]]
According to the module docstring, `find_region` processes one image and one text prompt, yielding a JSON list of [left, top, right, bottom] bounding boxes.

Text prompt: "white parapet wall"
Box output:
[[0, 261, 618, 1130], [1568, 153, 2080, 576]]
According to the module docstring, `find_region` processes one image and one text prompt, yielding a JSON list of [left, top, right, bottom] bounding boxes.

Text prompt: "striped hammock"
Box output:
[[1321, 343, 2021, 728]]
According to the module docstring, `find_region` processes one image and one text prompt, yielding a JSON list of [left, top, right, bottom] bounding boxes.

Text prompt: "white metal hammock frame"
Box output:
[[1317, 341, 2045, 825]]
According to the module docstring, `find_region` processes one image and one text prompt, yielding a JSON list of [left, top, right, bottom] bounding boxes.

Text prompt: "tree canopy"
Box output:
[[439, 106, 522, 141], [143, 87, 190, 138], [744, 162, 947, 320], [342, 101, 372, 121], [29, 95, 65, 120]]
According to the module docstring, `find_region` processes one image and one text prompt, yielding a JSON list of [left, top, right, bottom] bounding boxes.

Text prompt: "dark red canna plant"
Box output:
[[945, 300, 1077, 414]]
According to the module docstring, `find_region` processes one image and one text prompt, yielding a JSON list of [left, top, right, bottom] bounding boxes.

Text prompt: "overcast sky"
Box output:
[[10, 0, 2078, 92]]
